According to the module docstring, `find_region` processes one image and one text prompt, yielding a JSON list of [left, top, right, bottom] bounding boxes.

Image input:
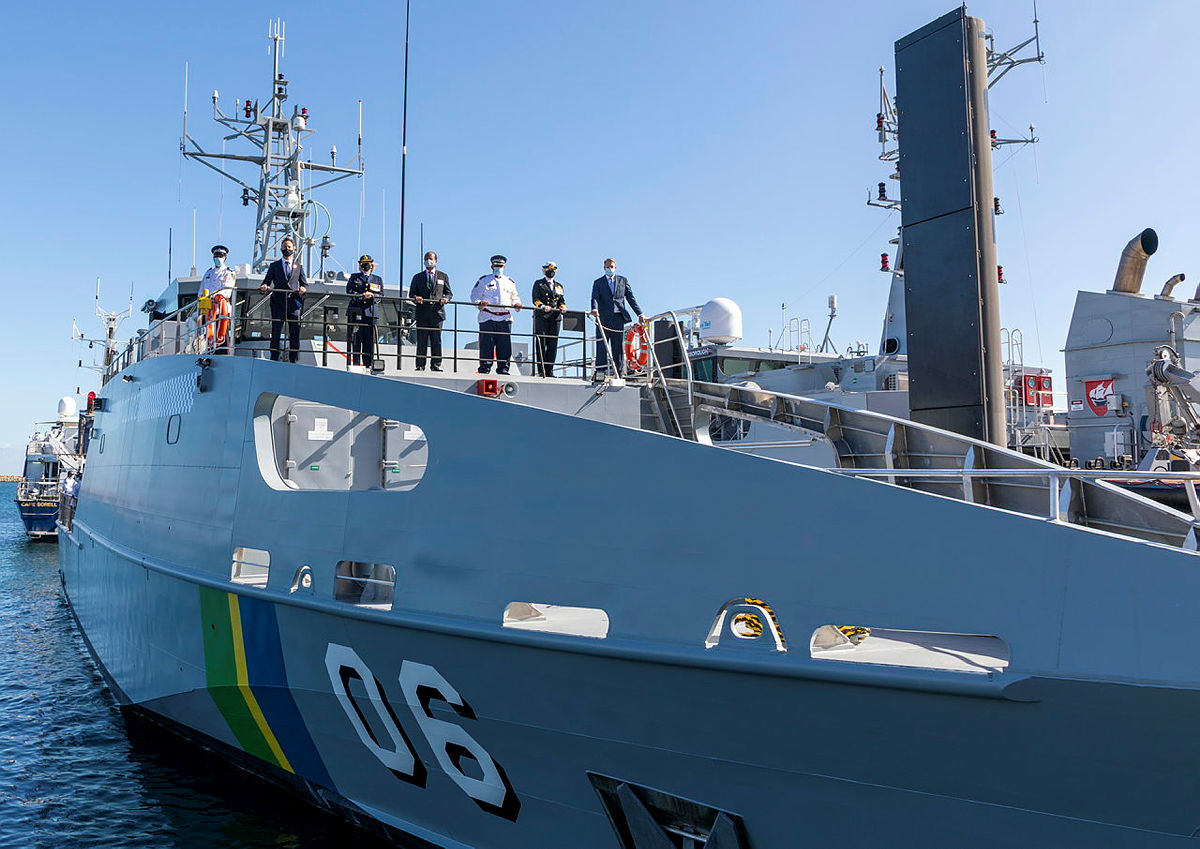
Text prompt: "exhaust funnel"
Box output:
[[1111, 228, 1159, 294]]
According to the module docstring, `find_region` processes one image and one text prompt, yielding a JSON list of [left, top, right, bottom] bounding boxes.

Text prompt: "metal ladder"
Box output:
[[639, 313, 697, 440]]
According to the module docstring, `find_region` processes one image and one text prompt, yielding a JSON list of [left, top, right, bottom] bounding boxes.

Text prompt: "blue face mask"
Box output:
[[604, 268, 615, 277]]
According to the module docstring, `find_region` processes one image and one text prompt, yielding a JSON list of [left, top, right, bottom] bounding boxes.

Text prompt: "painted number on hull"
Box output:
[[325, 644, 520, 821]]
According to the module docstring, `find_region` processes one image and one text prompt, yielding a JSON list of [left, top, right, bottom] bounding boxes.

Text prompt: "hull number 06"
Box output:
[[324, 643, 521, 821]]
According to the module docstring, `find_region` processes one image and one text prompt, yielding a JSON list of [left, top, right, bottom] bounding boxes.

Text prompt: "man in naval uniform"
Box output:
[[200, 244, 236, 354], [259, 236, 308, 363], [469, 255, 522, 375], [409, 250, 452, 371], [346, 254, 383, 367], [531, 261, 567, 377], [590, 257, 645, 377]]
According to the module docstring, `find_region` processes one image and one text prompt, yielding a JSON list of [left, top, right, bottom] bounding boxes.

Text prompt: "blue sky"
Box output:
[[1, 1, 1196, 471]]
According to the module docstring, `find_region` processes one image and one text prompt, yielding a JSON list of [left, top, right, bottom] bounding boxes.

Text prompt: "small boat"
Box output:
[[15, 396, 88, 540]]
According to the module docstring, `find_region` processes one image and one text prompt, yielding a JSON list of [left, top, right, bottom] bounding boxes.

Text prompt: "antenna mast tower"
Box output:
[[181, 20, 364, 273]]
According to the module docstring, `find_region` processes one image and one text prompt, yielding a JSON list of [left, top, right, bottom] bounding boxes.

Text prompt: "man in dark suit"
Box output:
[[590, 257, 644, 376], [408, 250, 452, 371], [258, 236, 308, 362]]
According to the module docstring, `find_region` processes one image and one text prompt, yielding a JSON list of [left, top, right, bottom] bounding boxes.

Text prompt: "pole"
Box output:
[[399, 0, 411, 289]]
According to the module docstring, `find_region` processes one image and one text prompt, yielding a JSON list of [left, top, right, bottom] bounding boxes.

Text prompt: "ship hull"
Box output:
[[17, 497, 58, 539], [59, 353, 1200, 847]]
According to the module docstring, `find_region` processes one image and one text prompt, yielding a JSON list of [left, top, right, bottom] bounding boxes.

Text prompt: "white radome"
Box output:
[[698, 298, 743, 345], [57, 396, 79, 422]]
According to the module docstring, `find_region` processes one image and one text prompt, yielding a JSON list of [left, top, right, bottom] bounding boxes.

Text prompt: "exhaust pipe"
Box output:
[[1160, 273, 1186, 298], [1111, 228, 1159, 294]]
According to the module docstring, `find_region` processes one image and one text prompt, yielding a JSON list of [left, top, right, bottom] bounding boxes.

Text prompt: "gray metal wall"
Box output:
[[896, 8, 1003, 443], [1065, 289, 1200, 462]]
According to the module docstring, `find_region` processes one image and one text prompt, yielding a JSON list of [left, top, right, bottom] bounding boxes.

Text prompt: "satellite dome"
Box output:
[[698, 298, 743, 345], [58, 396, 79, 422]]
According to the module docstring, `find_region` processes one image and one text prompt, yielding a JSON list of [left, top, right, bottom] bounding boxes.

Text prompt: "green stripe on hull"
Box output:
[[198, 586, 284, 767]]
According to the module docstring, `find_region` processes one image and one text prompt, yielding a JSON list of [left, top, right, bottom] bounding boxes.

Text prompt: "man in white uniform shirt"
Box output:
[[200, 244, 236, 354], [470, 254, 522, 374]]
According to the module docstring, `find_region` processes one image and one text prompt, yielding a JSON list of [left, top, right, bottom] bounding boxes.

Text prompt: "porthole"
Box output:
[[166, 414, 181, 444]]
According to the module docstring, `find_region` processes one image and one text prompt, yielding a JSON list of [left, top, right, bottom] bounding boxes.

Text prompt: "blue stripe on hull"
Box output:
[[237, 594, 336, 790]]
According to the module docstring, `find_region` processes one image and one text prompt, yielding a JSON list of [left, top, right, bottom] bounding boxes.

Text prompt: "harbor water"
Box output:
[[0, 482, 392, 849]]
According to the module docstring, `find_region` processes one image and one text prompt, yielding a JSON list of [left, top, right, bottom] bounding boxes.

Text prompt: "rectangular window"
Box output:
[[502, 602, 609, 639], [334, 561, 396, 609], [230, 546, 270, 588]]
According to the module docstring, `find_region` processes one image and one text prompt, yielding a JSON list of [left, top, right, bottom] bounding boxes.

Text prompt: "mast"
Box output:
[[180, 19, 365, 273], [399, 0, 411, 288]]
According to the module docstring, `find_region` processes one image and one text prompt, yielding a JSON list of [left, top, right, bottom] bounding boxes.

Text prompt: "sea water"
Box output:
[[0, 482, 393, 848]]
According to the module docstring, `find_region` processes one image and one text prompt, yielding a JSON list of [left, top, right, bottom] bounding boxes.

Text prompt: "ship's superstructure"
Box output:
[[57, 9, 1200, 848]]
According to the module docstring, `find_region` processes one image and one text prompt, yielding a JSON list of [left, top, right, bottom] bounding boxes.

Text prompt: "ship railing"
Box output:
[[58, 491, 74, 531], [634, 310, 696, 439], [686, 380, 1200, 550], [119, 292, 699, 384]]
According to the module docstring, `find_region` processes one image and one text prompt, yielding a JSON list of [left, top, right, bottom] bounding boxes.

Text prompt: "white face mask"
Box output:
[[214, 256, 226, 267], [604, 267, 616, 277], [492, 266, 504, 276], [425, 258, 436, 269]]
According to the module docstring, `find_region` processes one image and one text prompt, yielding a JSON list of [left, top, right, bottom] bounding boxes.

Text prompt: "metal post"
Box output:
[[398, 0, 411, 300], [967, 14, 1005, 445]]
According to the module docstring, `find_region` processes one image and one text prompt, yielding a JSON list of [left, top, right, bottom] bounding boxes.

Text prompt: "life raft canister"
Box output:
[[623, 323, 649, 372]]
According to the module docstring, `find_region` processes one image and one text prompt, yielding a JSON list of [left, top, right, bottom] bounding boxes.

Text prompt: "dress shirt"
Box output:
[[470, 273, 522, 323]]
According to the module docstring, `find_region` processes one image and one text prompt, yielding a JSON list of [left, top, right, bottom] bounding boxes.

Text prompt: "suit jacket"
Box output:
[[263, 257, 307, 317], [590, 274, 641, 329], [409, 269, 452, 323]]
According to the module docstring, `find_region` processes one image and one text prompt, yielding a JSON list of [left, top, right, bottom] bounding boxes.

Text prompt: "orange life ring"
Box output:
[[623, 323, 649, 372], [205, 293, 231, 348]]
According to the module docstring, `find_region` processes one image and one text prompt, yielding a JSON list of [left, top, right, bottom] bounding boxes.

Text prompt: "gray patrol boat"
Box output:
[[59, 10, 1200, 847]]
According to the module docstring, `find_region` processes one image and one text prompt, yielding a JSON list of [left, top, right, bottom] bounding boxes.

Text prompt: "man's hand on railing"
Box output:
[[413, 295, 424, 304], [259, 283, 270, 293]]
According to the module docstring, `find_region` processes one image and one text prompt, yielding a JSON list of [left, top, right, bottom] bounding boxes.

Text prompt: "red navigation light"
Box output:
[[880, 253, 891, 272], [990, 129, 997, 141], [243, 99, 252, 118], [875, 112, 884, 131], [86, 391, 96, 412], [301, 107, 309, 118], [997, 265, 1005, 283]]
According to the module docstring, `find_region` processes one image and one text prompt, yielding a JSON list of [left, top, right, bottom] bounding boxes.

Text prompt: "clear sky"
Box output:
[[0, 0, 1194, 472]]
